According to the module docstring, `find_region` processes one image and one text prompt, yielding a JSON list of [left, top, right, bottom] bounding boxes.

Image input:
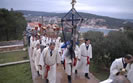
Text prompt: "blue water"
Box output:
[[80, 28, 118, 35]]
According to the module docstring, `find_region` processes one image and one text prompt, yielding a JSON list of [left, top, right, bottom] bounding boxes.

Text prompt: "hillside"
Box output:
[[17, 10, 133, 29]]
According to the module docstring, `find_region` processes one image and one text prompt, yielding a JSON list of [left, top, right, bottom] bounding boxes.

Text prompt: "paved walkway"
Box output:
[[28, 48, 99, 83]]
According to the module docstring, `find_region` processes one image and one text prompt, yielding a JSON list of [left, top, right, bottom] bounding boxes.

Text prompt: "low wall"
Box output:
[[0, 44, 24, 52]]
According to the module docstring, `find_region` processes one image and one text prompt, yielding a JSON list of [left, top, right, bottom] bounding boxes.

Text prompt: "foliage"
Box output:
[[0, 8, 27, 41]]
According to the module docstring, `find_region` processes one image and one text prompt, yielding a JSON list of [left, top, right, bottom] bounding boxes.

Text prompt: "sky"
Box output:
[[0, 0, 133, 19]]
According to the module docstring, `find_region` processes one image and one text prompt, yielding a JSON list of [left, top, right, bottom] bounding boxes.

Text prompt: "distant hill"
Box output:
[[17, 10, 133, 29], [125, 19, 133, 23]]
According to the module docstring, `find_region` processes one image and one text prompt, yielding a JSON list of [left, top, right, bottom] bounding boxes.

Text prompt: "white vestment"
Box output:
[[30, 37, 35, 56], [74, 45, 81, 72], [34, 48, 41, 71], [39, 47, 61, 83], [41, 36, 46, 47], [127, 64, 133, 83], [63, 48, 72, 75], [32, 48, 37, 62], [109, 58, 130, 79], [100, 58, 130, 83], [79, 43, 92, 73], [63, 45, 80, 75]]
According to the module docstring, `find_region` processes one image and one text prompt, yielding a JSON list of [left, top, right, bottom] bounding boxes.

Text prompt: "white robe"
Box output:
[[63, 48, 72, 75], [34, 48, 41, 71], [63, 45, 81, 75], [109, 58, 130, 79], [41, 36, 46, 46], [30, 37, 35, 50], [30, 40, 35, 58], [30, 36, 33, 44], [39, 47, 61, 83], [74, 45, 81, 71], [79, 43, 92, 73], [34, 40, 40, 47], [127, 64, 133, 83], [100, 58, 130, 83], [32, 48, 37, 62]]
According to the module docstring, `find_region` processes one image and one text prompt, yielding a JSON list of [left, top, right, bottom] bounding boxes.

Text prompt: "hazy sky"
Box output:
[[0, 0, 133, 19]]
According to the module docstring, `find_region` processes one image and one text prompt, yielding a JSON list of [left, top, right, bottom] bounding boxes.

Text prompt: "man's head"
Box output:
[[36, 43, 40, 49], [124, 54, 133, 63], [49, 42, 55, 51], [85, 39, 90, 45]]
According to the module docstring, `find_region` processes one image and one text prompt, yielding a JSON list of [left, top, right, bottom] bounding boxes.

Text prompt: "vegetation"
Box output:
[[83, 28, 133, 68], [90, 61, 109, 81], [0, 51, 29, 64], [0, 50, 32, 83], [0, 63, 32, 83], [0, 8, 27, 41]]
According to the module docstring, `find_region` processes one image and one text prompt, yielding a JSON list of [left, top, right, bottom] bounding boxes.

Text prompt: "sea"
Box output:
[[79, 27, 119, 35]]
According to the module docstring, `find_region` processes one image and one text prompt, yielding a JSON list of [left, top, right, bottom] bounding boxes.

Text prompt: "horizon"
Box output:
[[0, 0, 133, 19], [15, 9, 132, 20]]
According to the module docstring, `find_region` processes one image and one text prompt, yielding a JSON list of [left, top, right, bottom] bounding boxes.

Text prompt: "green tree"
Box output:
[[0, 8, 27, 41]]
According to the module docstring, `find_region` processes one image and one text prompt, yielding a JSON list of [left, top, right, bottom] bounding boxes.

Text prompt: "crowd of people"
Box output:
[[26, 23, 133, 83], [29, 30, 92, 83]]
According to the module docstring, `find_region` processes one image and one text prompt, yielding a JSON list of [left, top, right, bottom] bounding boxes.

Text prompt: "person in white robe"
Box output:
[[30, 35, 35, 57], [100, 54, 133, 83], [41, 35, 46, 47], [39, 42, 61, 83], [63, 45, 73, 83], [79, 39, 92, 79], [55, 37, 61, 50], [63, 42, 79, 83], [73, 45, 81, 74], [45, 37, 49, 46], [127, 63, 133, 83], [34, 43, 41, 76]]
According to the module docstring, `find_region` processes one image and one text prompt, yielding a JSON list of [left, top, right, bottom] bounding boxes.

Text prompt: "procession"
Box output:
[[1, 0, 133, 83], [27, 21, 93, 83], [26, 20, 133, 83], [26, 0, 133, 83]]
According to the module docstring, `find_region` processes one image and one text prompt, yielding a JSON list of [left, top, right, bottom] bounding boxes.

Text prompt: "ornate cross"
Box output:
[[71, 0, 76, 8]]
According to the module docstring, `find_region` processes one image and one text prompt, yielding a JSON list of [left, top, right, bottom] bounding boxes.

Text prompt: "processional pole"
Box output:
[[61, 0, 83, 79]]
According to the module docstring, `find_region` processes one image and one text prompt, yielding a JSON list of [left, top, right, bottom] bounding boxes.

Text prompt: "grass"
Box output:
[[0, 63, 32, 83], [90, 61, 110, 81], [0, 51, 29, 64], [0, 50, 32, 83]]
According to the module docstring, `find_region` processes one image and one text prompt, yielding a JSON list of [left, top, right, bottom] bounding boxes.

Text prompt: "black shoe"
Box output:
[[37, 71, 40, 76], [85, 73, 90, 79], [75, 70, 78, 74], [68, 75, 72, 83], [46, 79, 49, 83]]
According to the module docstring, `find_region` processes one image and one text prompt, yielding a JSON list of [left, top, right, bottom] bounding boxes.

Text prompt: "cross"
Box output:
[[61, 8, 81, 27], [71, 0, 76, 8]]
